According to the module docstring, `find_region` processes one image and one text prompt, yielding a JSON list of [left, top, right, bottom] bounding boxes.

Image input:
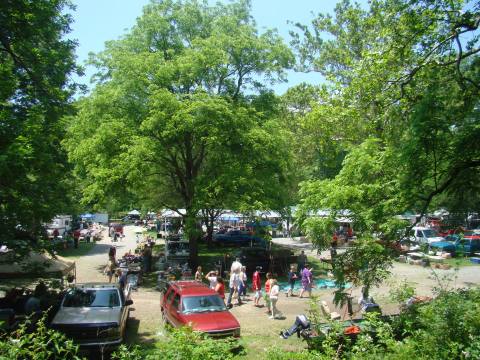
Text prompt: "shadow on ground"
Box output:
[[125, 315, 158, 349]]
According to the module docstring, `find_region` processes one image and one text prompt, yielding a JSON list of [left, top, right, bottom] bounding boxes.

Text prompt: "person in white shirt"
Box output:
[[205, 270, 218, 289], [230, 257, 242, 273], [239, 266, 248, 300], [226, 270, 243, 308], [269, 279, 280, 319]]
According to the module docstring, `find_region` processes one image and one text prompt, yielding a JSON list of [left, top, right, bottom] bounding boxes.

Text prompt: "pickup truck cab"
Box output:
[[430, 233, 480, 255], [51, 283, 132, 348], [410, 227, 445, 244], [160, 281, 240, 338]]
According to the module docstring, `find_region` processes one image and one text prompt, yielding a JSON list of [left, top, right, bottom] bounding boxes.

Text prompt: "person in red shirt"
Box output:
[[264, 272, 273, 315], [215, 277, 225, 301], [347, 226, 353, 239], [252, 266, 262, 307]]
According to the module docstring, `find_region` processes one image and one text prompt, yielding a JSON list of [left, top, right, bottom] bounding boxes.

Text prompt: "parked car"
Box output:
[[430, 234, 480, 256], [51, 283, 132, 348], [429, 238, 457, 254], [463, 230, 480, 241], [455, 237, 480, 255], [410, 227, 445, 244], [212, 230, 266, 247], [160, 281, 240, 338]]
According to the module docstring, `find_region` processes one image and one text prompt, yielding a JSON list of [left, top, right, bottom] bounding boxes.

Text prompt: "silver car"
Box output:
[[51, 283, 132, 348]]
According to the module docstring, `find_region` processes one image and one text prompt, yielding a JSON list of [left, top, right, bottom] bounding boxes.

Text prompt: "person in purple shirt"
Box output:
[[299, 264, 313, 298]]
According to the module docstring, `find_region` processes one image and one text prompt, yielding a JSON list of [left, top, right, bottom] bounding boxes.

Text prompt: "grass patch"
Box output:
[[56, 242, 95, 258], [443, 256, 478, 267]]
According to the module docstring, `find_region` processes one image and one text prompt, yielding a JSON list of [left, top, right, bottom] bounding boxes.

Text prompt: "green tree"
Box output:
[[294, 0, 480, 301], [65, 0, 293, 265], [0, 0, 79, 252]]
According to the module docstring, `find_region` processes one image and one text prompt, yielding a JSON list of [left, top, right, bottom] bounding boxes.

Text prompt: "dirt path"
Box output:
[[74, 233, 480, 359], [73, 225, 163, 346]]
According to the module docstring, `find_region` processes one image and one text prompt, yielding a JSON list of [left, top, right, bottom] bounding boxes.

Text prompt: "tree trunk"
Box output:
[[184, 208, 198, 269], [206, 215, 214, 248]]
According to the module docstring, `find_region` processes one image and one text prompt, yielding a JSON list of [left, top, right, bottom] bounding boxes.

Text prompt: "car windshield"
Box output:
[[63, 288, 120, 308], [423, 229, 440, 238], [181, 295, 226, 314]]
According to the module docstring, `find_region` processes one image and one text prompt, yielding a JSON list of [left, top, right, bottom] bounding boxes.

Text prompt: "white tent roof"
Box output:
[[160, 209, 185, 218], [0, 252, 75, 278], [128, 209, 141, 215]]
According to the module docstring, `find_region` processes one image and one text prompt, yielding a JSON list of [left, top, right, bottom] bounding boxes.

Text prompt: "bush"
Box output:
[[264, 288, 480, 360], [0, 313, 81, 360], [111, 326, 242, 360]]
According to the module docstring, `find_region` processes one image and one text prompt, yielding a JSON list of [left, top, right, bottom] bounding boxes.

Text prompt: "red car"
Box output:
[[464, 230, 480, 241], [160, 281, 240, 338]]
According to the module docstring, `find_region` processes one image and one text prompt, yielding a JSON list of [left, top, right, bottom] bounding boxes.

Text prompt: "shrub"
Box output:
[[0, 313, 81, 360], [111, 326, 242, 360]]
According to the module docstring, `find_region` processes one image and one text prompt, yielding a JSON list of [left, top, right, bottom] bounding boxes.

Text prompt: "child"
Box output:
[[195, 266, 203, 282], [252, 266, 262, 307], [215, 277, 225, 301], [239, 266, 248, 300], [287, 265, 298, 297], [269, 278, 280, 319], [264, 272, 273, 315], [105, 260, 115, 283]]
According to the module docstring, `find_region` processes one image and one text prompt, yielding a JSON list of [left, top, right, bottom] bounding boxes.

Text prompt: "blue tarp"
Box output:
[[278, 279, 350, 291]]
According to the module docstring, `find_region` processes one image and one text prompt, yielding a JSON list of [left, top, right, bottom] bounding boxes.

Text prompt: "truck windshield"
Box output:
[[63, 289, 120, 308], [182, 295, 226, 314]]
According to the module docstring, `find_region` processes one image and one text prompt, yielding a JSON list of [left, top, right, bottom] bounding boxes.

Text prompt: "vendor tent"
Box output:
[[128, 210, 141, 216], [0, 252, 75, 279]]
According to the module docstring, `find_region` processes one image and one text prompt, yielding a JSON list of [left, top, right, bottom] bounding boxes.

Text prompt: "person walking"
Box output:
[[299, 264, 313, 298], [252, 266, 262, 307], [226, 270, 242, 308], [108, 246, 116, 264], [104, 259, 115, 283], [239, 266, 248, 300], [287, 265, 298, 297], [269, 279, 281, 319], [264, 272, 273, 315]]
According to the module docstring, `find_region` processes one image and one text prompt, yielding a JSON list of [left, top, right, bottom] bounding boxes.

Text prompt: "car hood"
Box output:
[[52, 307, 121, 325], [430, 241, 455, 249], [181, 311, 240, 332]]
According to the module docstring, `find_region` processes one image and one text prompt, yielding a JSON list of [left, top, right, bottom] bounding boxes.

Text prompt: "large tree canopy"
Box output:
[[0, 0, 79, 249], [294, 0, 480, 300], [65, 0, 294, 264]]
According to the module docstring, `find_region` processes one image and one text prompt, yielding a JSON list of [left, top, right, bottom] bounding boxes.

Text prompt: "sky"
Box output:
[[68, 0, 344, 95]]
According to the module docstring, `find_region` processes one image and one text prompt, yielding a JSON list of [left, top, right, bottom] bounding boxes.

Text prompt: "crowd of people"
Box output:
[[194, 251, 316, 320]]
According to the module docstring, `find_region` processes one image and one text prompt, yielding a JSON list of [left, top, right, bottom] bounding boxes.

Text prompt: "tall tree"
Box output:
[[0, 0, 79, 251], [65, 0, 293, 265], [294, 0, 480, 302]]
